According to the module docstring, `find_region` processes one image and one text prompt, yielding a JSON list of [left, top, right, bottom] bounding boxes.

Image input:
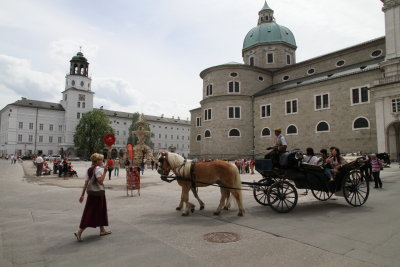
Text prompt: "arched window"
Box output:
[[196, 135, 201, 141], [204, 130, 211, 138], [316, 121, 330, 132], [228, 129, 241, 137], [287, 124, 298, 135], [261, 128, 271, 137], [353, 117, 370, 130]]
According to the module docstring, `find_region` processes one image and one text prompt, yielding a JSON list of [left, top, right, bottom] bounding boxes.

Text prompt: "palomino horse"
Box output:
[[157, 152, 245, 216]]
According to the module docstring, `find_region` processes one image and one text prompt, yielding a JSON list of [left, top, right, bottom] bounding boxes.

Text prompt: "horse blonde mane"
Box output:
[[167, 152, 192, 177]]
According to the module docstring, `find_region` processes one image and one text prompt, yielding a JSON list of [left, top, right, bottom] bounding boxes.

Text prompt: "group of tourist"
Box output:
[[52, 158, 78, 178], [234, 159, 255, 174]]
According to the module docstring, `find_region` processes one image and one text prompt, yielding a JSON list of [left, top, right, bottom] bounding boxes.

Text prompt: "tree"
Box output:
[[74, 110, 115, 158], [127, 112, 154, 148]]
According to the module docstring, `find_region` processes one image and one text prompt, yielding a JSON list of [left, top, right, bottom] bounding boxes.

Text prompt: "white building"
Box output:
[[0, 52, 190, 158]]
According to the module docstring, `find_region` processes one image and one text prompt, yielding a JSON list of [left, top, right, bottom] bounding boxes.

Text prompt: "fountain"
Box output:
[[131, 114, 154, 166]]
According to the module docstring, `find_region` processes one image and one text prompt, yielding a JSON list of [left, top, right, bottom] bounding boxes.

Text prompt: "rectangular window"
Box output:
[[58, 137, 62, 143], [77, 112, 81, 119], [159, 134, 161, 138], [286, 55, 291, 65], [249, 57, 254, 66], [228, 81, 240, 93], [196, 117, 202, 127], [29, 135, 33, 142], [267, 53, 274, 63], [18, 134, 22, 142], [59, 125, 63, 132], [19, 122, 23, 129], [49, 136, 53, 143], [206, 84, 213, 96], [49, 124, 53, 131], [351, 86, 369, 105], [123, 131, 126, 136], [29, 123, 34, 130], [82, 102, 86, 108], [39, 124, 43, 130], [165, 134, 167, 139], [392, 98, 400, 113], [204, 109, 212, 121], [39, 136, 43, 143], [228, 107, 241, 119], [315, 94, 330, 110], [285, 99, 298, 114], [260, 104, 271, 118], [77, 102, 81, 108], [171, 135, 173, 139]]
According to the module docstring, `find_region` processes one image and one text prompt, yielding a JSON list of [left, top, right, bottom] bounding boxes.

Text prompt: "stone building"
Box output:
[[190, 1, 400, 161], [0, 53, 190, 158]]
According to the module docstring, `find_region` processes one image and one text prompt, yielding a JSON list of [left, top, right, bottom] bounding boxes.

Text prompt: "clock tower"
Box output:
[[60, 51, 94, 153]]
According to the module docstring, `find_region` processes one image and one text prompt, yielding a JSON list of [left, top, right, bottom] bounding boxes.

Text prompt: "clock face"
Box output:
[[79, 94, 85, 101]]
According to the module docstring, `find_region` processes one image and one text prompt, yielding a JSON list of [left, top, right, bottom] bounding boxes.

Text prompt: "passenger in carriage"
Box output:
[[302, 148, 319, 165], [326, 147, 347, 181], [265, 128, 287, 167]]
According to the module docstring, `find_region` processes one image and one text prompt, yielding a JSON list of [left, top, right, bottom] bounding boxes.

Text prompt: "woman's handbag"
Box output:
[[86, 169, 105, 196]]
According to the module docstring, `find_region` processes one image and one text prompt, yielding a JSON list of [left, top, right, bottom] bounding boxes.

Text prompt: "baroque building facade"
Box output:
[[190, 1, 400, 161], [0, 53, 190, 158]]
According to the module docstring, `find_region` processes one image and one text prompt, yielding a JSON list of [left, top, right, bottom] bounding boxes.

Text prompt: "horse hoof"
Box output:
[[181, 213, 189, 217], [200, 206, 204, 210], [190, 208, 195, 213], [223, 206, 229, 210], [176, 207, 182, 211], [238, 212, 244, 217], [213, 211, 220, 216]]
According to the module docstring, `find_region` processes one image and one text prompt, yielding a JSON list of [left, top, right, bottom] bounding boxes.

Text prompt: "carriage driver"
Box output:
[[265, 128, 288, 167]]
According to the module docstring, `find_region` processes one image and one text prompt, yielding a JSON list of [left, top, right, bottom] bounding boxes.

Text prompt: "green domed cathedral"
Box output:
[[190, 1, 400, 161]]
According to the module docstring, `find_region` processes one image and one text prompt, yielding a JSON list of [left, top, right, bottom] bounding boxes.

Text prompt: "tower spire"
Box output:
[[258, 1, 274, 25]]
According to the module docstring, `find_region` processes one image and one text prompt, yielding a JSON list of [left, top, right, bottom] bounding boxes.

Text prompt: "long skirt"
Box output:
[[79, 195, 109, 229]]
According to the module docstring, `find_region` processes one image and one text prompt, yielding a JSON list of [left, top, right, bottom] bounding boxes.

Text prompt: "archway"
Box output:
[[387, 121, 400, 161]]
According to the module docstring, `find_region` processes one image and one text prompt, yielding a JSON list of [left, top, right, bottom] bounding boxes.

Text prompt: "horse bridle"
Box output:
[[157, 152, 171, 176]]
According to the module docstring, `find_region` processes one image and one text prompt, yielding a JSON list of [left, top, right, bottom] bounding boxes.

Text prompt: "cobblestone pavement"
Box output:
[[1, 159, 399, 266]]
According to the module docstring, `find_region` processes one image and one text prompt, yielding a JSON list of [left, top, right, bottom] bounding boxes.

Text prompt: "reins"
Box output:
[[160, 175, 260, 191]]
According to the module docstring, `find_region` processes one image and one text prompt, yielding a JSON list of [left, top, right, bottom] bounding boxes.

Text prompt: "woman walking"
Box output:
[[74, 153, 111, 241]]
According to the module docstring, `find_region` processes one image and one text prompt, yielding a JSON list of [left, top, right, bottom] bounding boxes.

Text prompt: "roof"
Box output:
[[70, 52, 88, 62], [95, 108, 190, 125], [9, 98, 64, 111], [254, 57, 384, 97], [260, 1, 272, 11]]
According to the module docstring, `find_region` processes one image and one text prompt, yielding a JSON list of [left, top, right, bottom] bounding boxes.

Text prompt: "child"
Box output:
[[370, 154, 383, 188]]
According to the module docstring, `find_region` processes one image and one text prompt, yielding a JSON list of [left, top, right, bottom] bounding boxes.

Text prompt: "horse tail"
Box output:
[[229, 162, 245, 215]]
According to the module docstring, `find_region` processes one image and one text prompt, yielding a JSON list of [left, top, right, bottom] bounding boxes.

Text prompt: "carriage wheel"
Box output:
[[267, 181, 298, 213], [342, 170, 369, 207], [253, 178, 273, 206], [311, 190, 333, 201]]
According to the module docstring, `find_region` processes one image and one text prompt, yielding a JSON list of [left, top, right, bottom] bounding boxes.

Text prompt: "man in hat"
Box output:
[[265, 128, 288, 167]]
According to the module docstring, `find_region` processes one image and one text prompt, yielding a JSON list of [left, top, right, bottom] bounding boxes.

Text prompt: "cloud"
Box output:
[[0, 55, 63, 103]]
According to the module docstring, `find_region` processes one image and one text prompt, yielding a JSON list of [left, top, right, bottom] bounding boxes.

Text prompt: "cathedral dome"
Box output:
[[243, 22, 296, 50]]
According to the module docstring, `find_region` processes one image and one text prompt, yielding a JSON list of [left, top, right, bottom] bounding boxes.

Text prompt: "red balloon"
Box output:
[[103, 134, 115, 146]]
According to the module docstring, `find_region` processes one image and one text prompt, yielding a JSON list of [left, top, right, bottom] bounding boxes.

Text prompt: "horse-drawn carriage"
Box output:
[[157, 150, 369, 216], [252, 150, 369, 213]]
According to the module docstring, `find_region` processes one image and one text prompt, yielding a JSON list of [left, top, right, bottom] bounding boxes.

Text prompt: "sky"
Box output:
[[0, 0, 385, 120]]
